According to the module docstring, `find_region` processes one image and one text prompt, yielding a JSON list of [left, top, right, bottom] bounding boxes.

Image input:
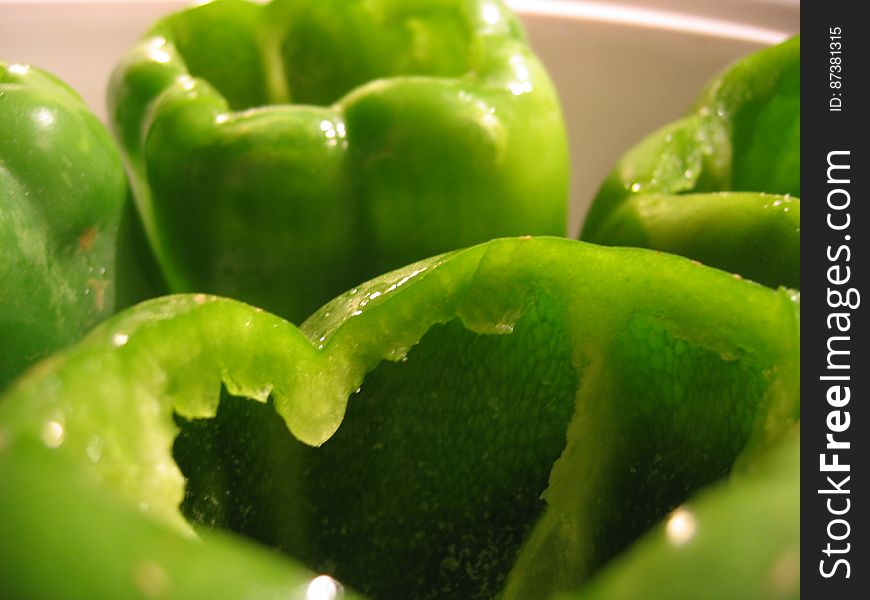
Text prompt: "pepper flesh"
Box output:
[[581, 36, 800, 289], [565, 427, 800, 600], [0, 237, 798, 599], [108, 0, 570, 323]]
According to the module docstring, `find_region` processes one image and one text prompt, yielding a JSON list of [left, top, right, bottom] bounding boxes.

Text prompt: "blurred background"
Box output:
[[0, 0, 799, 233]]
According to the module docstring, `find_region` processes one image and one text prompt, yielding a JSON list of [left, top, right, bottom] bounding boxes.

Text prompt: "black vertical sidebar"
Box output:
[[802, 3, 868, 597]]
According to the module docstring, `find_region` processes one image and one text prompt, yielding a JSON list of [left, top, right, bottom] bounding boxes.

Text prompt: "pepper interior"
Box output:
[[174, 296, 578, 600], [162, 0, 479, 109]]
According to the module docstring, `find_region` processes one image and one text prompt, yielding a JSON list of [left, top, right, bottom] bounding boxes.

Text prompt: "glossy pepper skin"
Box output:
[[581, 36, 800, 289], [0, 62, 132, 390], [108, 0, 570, 323], [0, 237, 799, 599]]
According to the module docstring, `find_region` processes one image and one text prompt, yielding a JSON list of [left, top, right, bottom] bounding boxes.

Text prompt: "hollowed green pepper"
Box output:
[[0, 237, 799, 599], [0, 62, 131, 390], [564, 426, 800, 600], [108, 0, 569, 323], [581, 36, 800, 289]]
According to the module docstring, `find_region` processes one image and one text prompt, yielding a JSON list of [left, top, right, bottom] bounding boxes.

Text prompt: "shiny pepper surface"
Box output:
[[109, 0, 570, 322], [581, 36, 800, 289], [0, 62, 131, 389]]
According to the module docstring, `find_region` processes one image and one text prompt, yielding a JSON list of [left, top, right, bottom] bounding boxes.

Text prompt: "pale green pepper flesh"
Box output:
[[0, 237, 798, 599]]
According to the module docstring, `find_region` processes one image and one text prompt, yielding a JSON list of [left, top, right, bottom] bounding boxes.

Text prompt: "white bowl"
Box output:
[[0, 0, 798, 232]]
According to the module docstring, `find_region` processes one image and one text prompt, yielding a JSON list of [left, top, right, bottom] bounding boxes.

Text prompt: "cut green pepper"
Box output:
[[108, 0, 569, 322], [581, 36, 800, 289], [565, 426, 800, 600], [0, 237, 798, 599], [0, 62, 133, 390]]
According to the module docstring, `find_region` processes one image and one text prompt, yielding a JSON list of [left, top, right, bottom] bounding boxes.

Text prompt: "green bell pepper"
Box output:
[[0, 62, 135, 390], [0, 236, 799, 599], [108, 0, 569, 323], [563, 426, 800, 600], [580, 36, 800, 289]]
